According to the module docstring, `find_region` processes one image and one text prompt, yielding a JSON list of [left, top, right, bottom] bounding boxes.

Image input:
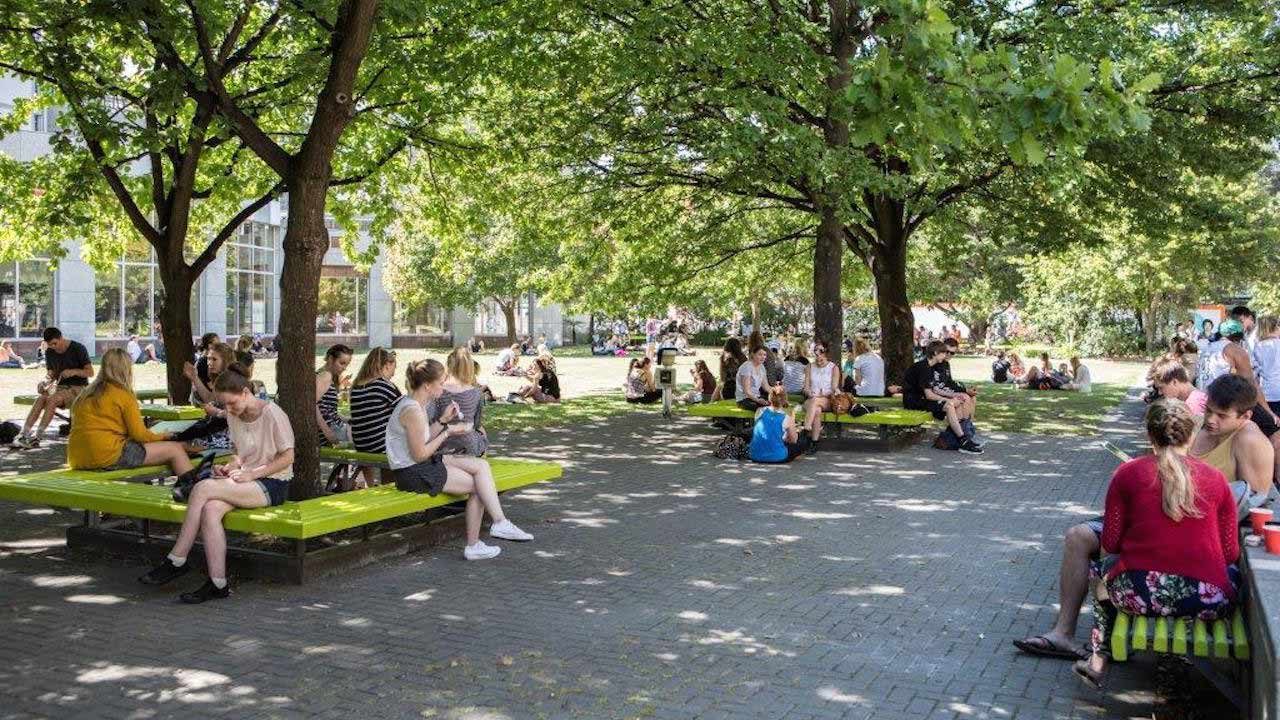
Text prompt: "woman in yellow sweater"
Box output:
[[68, 348, 193, 475]]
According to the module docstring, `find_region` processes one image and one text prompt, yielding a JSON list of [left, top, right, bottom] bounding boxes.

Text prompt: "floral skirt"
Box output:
[[1088, 555, 1239, 655]]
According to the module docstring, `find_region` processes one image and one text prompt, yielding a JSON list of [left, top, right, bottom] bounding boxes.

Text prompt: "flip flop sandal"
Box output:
[[1013, 635, 1087, 661], [1073, 659, 1106, 690]]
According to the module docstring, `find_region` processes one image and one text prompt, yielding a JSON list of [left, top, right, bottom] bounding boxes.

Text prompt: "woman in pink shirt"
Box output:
[[138, 363, 297, 604]]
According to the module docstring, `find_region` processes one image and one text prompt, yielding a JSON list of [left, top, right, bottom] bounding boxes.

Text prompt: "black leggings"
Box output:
[[627, 390, 663, 404], [737, 397, 766, 412], [754, 435, 811, 464]]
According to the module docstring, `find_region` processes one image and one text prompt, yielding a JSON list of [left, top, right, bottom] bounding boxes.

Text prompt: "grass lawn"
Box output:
[[484, 393, 665, 432], [961, 381, 1132, 437]]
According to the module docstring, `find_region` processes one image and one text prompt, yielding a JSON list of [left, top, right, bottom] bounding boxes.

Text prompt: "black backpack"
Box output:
[[0, 421, 19, 445]]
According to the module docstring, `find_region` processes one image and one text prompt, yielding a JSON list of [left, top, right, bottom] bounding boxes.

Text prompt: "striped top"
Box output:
[[428, 386, 488, 457], [317, 372, 342, 441], [349, 378, 402, 453]]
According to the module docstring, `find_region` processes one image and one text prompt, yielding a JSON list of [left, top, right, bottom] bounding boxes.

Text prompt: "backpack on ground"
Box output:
[[713, 435, 749, 460], [933, 427, 962, 451], [0, 421, 19, 445]]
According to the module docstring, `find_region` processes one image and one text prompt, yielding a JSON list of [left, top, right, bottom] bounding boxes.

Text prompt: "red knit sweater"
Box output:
[[1101, 454, 1238, 596]]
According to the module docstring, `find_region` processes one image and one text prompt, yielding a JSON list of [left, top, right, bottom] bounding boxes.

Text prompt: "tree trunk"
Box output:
[[499, 301, 517, 345], [866, 212, 914, 384], [813, 208, 843, 353], [587, 313, 595, 343], [750, 299, 760, 331], [969, 316, 989, 352], [277, 182, 330, 499], [156, 269, 195, 403]]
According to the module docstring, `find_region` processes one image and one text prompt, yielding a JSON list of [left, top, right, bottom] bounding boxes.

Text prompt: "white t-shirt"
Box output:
[[1072, 364, 1093, 393], [735, 362, 766, 401], [125, 339, 143, 363], [228, 402, 296, 481], [1255, 338, 1280, 401], [852, 352, 886, 396], [495, 348, 515, 369], [384, 396, 430, 470]]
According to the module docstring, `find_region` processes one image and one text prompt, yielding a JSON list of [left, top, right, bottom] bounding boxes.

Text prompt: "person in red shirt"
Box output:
[[1074, 398, 1240, 689]]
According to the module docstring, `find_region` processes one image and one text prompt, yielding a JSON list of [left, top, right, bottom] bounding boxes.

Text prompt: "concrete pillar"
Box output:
[[526, 292, 537, 337], [56, 240, 96, 354], [366, 258, 392, 348], [450, 307, 475, 346], [200, 252, 227, 337]]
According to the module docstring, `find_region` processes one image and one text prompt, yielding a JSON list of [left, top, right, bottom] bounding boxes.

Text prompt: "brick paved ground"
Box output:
[[0, 394, 1220, 719]]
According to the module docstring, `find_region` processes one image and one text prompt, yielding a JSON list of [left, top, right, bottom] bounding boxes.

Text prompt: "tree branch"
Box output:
[[191, 181, 285, 276]]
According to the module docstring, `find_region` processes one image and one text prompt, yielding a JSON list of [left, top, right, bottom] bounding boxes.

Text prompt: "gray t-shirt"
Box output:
[[735, 362, 767, 401]]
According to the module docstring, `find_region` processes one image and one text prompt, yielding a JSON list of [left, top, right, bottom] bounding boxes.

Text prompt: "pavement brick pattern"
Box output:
[[0, 399, 1188, 719]]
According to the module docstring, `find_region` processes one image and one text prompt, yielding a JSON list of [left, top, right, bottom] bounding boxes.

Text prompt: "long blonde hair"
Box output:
[[447, 346, 477, 386], [75, 347, 132, 408], [353, 347, 396, 387], [1145, 398, 1201, 522]]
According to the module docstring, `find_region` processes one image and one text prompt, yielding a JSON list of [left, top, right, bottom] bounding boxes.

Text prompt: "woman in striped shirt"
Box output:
[[316, 344, 354, 446], [430, 346, 489, 457], [348, 347, 401, 488]]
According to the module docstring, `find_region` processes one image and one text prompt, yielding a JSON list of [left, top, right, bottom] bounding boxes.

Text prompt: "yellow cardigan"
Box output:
[[67, 383, 166, 469]]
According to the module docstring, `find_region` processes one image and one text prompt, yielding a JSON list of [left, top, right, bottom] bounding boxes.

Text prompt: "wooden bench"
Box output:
[[687, 400, 933, 440], [0, 457, 561, 582]]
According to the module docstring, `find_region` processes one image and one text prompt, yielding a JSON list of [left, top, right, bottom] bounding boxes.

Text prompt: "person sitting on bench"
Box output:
[[937, 337, 980, 420], [781, 340, 809, 395], [494, 344, 524, 376], [902, 341, 982, 454], [138, 363, 296, 603], [845, 337, 886, 397], [1149, 359, 1207, 419], [15, 327, 93, 448], [1073, 399, 1239, 690], [180, 342, 236, 453], [1191, 374, 1277, 518], [67, 348, 192, 475], [316, 344, 354, 447], [348, 347, 401, 488], [434, 347, 490, 455], [624, 357, 662, 404], [801, 340, 840, 445], [712, 337, 747, 401], [749, 385, 810, 463], [389, 359, 534, 560], [735, 346, 769, 412]]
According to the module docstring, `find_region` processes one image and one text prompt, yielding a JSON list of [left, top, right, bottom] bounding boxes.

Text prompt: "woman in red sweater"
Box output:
[[1075, 398, 1239, 689]]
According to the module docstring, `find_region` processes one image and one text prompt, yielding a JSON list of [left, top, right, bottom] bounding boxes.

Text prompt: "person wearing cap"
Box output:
[[1210, 318, 1280, 438]]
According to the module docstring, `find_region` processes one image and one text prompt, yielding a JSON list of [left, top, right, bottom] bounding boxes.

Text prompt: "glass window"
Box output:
[[95, 265, 122, 337], [316, 276, 364, 334], [393, 304, 450, 335], [0, 263, 16, 337], [224, 220, 278, 335], [17, 261, 53, 338]]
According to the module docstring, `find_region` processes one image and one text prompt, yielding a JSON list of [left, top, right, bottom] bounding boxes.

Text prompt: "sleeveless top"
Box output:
[[1198, 339, 1232, 389], [384, 396, 430, 470], [749, 408, 788, 463], [808, 360, 835, 396], [1196, 428, 1239, 482]]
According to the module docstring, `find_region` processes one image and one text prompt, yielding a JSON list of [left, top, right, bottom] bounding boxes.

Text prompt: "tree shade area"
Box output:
[[0, 0, 1277, 491]]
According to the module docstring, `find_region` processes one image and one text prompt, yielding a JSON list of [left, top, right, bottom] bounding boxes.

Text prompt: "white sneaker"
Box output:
[[13, 434, 38, 449], [464, 541, 501, 561], [489, 519, 533, 542]]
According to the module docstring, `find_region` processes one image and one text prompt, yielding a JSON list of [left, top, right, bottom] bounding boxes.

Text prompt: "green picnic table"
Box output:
[[139, 404, 205, 421], [15, 388, 169, 405]]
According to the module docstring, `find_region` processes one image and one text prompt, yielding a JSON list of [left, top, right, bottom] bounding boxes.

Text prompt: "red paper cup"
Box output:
[[1265, 524, 1280, 555], [1251, 508, 1274, 535]]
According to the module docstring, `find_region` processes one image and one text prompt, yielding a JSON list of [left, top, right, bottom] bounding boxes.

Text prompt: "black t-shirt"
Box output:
[[539, 370, 561, 399], [932, 361, 965, 394], [992, 360, 1009, 383], [902, 359, 934, 406], [47, 340, 91, 387]]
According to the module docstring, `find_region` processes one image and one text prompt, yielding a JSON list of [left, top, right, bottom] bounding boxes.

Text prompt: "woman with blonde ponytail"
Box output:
[[1074, 398, 1240, 690]]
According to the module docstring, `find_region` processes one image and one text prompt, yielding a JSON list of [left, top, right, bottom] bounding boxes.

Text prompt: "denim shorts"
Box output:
[[255, 477, 290, 506], [111, 440, 148, 470]]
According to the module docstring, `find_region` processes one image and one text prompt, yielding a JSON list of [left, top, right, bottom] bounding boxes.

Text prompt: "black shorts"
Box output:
[[906, 398, 948, 420], [1253, 403, 1279, 438], [394, 456, 448, 495], [256, 477, 291, 506]]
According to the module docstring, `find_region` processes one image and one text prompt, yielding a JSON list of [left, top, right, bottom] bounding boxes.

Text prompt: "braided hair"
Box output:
[[1144, 398, 1201, 522]]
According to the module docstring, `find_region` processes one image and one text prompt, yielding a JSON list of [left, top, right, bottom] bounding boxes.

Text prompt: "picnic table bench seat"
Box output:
[[0, 457, 559, 540], [15, 388, 169, 405], [1110, 608, 1250, 662], [687, 400, 932, 429]]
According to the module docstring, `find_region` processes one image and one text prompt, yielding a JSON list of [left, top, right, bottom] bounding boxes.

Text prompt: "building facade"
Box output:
[[0, 77, 576, 357]]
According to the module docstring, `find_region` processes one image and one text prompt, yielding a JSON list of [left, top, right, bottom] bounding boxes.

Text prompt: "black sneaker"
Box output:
[[139, 558, 190, 586], [958, 438, 984, 455], [179, 579, 230, 604]]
